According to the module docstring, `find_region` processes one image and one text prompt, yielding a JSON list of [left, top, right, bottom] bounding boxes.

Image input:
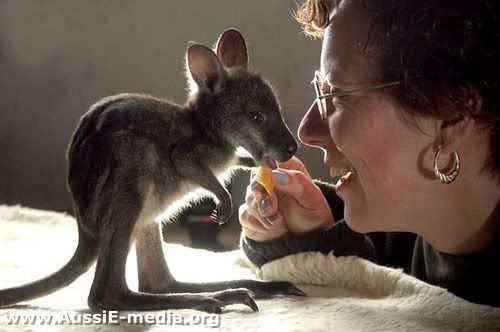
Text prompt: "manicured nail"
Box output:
[[259, 198, 272, 212], [265, 214, 280, 225], [272, 170, 289, 185]]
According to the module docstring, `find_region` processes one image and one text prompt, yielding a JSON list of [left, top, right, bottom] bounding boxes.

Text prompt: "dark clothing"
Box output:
[[241, 181, 500, 307]]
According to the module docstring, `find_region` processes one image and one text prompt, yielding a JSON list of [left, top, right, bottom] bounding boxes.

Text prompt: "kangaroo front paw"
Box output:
[[211, 202, 233, 225], [237, 156, 257, 168]]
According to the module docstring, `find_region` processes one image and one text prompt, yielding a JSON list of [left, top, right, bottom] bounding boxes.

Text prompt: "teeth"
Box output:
[[334, 171, 356, 188], [330, 167, 356, 178]]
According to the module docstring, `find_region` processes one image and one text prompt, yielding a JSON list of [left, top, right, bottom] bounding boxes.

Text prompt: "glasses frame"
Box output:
[[311, 70, 400, 119]]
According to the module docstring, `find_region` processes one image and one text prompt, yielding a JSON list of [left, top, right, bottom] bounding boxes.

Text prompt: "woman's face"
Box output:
[[298, 0, 439, 233]]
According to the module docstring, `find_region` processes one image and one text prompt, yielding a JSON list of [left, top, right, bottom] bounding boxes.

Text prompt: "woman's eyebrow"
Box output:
[[317, 75, 335, 92], [321, 70, 372, 90], [317, 70, 350, 93], [320, 73, 345, 91], [322, 82, 345, 94]]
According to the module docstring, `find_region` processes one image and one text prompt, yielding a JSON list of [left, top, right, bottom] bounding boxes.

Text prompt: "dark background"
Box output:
[[0, 1, 330, 247]]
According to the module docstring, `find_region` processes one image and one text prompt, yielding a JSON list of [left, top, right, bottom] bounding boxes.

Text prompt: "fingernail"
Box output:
[[265, 214, 280, 225], [272, 170, 289, 185], [259, 198, 272, 212]]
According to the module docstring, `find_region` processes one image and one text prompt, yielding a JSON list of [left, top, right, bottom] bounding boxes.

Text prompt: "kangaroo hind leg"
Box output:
[[135, 217, 305, 300]]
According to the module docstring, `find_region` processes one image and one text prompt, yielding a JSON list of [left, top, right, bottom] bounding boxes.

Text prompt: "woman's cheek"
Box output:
[[328, 111, 353, 148]]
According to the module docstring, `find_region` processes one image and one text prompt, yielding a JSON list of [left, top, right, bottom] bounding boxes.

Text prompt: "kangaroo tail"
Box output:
[[0, 226, 97, 308]]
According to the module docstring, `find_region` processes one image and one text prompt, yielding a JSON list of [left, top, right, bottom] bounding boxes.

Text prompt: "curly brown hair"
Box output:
[[295, 0, 500, 176]]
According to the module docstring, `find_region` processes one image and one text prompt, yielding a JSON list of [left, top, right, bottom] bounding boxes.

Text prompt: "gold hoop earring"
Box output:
[[433, 146, 460, 184]]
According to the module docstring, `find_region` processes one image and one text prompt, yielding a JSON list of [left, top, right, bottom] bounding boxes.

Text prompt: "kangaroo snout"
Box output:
[[282, 140, 298, 161], [273, 137, 298, 162]]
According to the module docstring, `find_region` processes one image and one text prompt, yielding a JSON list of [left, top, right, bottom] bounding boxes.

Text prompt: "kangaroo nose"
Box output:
[[285, 141, 298, 158]]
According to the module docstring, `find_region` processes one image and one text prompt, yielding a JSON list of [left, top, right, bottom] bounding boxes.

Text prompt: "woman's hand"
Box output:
[[239, 156, 335, 242]]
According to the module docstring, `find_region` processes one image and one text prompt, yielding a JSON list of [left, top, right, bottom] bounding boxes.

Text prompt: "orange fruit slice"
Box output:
[[255, 167, 274, 195]]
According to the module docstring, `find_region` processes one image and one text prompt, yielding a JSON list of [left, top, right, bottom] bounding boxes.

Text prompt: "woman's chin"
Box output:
[[343, 207, 374, 233]]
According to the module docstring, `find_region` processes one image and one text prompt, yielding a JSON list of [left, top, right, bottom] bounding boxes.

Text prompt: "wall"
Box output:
[[0, 1, 329, 219]]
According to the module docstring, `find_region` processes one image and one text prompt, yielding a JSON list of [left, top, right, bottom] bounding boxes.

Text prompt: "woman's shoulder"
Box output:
[[412, 237, 500, 307]]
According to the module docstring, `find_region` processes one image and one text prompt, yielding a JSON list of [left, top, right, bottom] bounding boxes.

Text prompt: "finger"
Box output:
[[246, 225, 288, 242], [245, 176, 282, 227], [240, 207, 286, 240], [240, 200, 278, 232], [239, 204, 269, 234], [242, 216, 267, 238], [247, 186, 282, 226], [250, 178, 266, 196], [277, 156, 312, 179], [244, 181, 276, 218], [262, 211, 283, 226], [241, 214, 288, 242], [271, 169, 327, 210], [257, 192, 279, 218], [244, 179, 267, 207]]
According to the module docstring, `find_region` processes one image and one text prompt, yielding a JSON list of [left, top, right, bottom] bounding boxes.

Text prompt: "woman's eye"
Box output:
[[331, 96, 353, 113], [250, 112, 266, 124]]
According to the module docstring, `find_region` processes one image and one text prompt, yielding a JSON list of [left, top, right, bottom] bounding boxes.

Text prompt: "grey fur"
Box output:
[[0, 29, 302, 313]]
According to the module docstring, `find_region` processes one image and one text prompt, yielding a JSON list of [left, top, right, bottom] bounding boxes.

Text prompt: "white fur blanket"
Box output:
[[1, 205, 499, 331]]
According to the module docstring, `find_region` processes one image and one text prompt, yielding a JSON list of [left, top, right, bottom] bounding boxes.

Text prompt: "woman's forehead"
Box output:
[[320, 0, 380, 86]]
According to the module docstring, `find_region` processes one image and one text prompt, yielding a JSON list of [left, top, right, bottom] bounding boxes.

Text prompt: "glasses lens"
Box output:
[[312, 72, 327, 119]]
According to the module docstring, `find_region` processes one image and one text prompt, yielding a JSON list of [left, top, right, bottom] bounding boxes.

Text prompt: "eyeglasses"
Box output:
[[311, 70, 400, 119]]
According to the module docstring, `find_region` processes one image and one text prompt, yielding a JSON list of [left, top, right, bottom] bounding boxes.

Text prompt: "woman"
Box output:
[[239, 0, 500, 306]]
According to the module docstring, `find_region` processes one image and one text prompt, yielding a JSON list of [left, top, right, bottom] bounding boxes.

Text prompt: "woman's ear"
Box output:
[[435, 92, 482, 154], [435, 116, 475, 154]]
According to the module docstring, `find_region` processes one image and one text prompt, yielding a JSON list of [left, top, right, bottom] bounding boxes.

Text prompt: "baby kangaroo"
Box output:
[[0, 29, 301, 313]]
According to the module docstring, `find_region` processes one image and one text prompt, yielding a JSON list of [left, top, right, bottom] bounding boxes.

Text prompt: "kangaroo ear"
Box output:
[[215, 29, 248, 69], [187, 44, 227, 93]]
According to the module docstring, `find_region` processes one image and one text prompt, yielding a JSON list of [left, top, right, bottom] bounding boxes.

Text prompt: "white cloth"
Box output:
[[1, 205, 499, 331]]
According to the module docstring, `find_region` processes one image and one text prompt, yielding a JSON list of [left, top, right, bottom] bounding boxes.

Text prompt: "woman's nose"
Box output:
[[298, 101, 330, 149]]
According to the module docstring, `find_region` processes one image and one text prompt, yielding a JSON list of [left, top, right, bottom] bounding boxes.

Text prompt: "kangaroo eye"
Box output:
[[250, 111, 266, 124]]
